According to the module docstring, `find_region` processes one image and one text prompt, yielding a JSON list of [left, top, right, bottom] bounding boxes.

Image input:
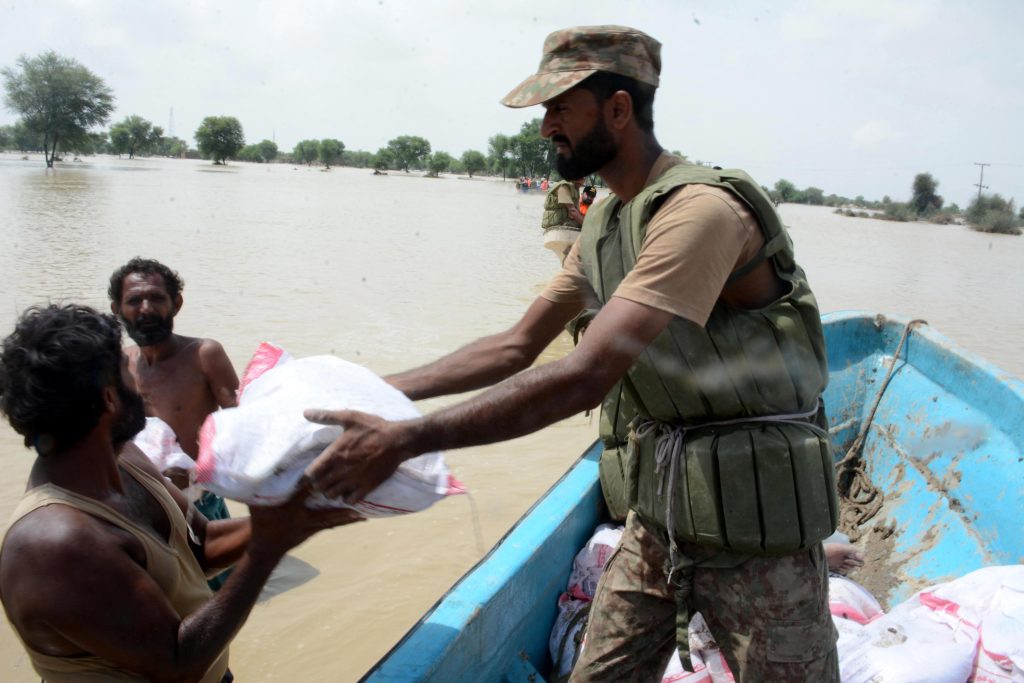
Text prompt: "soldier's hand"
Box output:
[[301, 409, 415, 504]]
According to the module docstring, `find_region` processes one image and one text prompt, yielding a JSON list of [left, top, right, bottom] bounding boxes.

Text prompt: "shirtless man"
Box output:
[[0, 304, 361, 682], [109, 258, 239, 587]]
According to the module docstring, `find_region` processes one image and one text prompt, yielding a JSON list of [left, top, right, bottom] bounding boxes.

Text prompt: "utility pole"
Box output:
[[168, 107, 175, 138], [974, 162, 990, 202]]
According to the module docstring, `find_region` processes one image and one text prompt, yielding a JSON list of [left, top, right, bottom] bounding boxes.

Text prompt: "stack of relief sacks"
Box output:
[[549, 527, 1024, 683]]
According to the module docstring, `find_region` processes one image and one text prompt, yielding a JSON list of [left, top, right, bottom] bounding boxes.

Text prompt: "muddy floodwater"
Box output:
[[1, 154, 1022, 681]]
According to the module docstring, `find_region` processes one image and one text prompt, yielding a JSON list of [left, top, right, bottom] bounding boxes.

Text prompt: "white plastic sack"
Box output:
[[661, 614, 734, 683], [921, 566, 1024, 682], [195, 342, 464, 516], [829, 575, 884, 625], [566, 523, 623, 600], [548, 523, 734, 683], [550, 524, 624, 676], [132, 416, 195, 474]]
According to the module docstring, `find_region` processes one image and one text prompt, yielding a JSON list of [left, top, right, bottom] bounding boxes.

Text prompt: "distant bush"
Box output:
[[970, 210, 1021, 235], [929, 212, 957, 225], [881, 203, 914, 222], [966, 194, 1021, 235], [834, 208, 873, 218]]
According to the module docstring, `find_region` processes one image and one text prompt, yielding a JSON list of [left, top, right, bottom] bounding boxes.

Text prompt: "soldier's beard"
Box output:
[[554, 117, 617, 181], [123, 314, 173, 346], [111, 378, 147, 448]]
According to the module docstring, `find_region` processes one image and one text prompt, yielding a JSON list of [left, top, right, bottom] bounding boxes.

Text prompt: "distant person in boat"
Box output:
[[304, 25, 839, 682], [109, 257, 239, 590], [541, 176, 585, 262], [580, 184, 598, 216], [0, 304, 362, 683]]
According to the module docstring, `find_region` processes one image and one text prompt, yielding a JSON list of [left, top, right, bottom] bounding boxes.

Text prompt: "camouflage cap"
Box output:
[[501, 25, 661, 108]]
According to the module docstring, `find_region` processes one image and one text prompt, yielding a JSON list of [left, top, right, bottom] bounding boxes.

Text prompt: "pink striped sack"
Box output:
[[196, 342, 464, 516]]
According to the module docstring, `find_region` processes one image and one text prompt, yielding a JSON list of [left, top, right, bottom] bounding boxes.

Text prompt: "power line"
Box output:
[[974, 162, 990, 202]]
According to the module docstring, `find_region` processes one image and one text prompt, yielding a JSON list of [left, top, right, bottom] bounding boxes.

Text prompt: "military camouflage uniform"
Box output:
[[501, 26, 661, 109], [569, 512, 838, 682], [502, 25, 839, 683]]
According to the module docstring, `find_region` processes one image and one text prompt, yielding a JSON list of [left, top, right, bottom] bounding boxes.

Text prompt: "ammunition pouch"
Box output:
[[627, 420, 838, 555]]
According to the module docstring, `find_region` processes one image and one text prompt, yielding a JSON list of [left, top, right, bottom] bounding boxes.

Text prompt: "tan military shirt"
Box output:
[[540, 154, 765, 327]]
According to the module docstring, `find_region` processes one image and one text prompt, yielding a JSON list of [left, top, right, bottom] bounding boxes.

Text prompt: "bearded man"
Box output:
[[303, 26, 838, 681], [0, 304, 361, 682], [109, 258, 239, 588]]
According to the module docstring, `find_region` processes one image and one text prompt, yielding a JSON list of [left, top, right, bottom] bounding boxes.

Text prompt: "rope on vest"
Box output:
[[835, 318, 927, 540], [635, 399, 827, 582]]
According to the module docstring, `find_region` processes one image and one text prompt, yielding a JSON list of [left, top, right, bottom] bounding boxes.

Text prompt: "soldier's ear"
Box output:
[[110, 301, 119, 315], [173, 293, 183, 315]]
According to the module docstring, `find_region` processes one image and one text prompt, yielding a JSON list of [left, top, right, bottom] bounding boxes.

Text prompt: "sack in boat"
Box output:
[[828, 575, 884, 625], [549, 523, 735, 683], [834, 566, 1024, 683], [195, 342, 464, 516]]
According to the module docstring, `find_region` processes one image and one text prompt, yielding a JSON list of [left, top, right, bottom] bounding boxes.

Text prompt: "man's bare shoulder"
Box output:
[[1, 500, 131, 598], [197, 337, 229, 359], [4, 502, 110, 555], [196, 338, 239, 408], [121, 442, 165, 480]]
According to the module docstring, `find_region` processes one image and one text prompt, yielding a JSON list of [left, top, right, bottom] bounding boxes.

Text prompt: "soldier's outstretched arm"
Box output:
[[305, 296, 673, 502], [385, 296, 584, 401]]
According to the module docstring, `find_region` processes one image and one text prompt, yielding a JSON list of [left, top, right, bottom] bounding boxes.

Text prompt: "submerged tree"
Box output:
[[426, 151, 453, 177], [293, 139, 320, 166], [2, 51, 115, 167], [109, 115, 162, 159], [461, 149, 486, 178], [194, 116, 244, 164], [508, 119, 553, 179], [910, 173, 943, 216], [386, 135, 431, 172], [373, 146, 394, 171], [487, 133, 513, 179], [257, 139, 278, 163], [773, 179, 798, 204], [319, 138, 344, 168]]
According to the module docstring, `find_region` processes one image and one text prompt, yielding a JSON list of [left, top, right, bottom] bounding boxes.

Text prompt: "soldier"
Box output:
[[541, 175, 586, 262], [305, 25, 839, 681]]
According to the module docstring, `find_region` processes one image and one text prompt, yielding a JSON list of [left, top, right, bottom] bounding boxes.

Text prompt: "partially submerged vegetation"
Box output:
[[830, 172, 1020, 236], [2, 48, 1020, 234]]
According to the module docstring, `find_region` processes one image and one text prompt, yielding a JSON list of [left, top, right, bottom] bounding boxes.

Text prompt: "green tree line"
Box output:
[[4, 50, 1019, 235]]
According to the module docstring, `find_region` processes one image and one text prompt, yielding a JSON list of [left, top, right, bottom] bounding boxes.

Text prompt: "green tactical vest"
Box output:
[[541, 181, 581, 231], [578, 163, 838, 555]]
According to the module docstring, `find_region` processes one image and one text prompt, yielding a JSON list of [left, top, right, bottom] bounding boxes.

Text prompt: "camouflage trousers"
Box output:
[[569, 512, 838, 683]]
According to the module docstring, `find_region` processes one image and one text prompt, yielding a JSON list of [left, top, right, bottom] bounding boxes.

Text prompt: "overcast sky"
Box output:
[[2, 0, 1021, 205]]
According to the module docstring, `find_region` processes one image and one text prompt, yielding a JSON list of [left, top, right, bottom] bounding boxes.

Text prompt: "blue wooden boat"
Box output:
[[362, 311, 1024, 682]]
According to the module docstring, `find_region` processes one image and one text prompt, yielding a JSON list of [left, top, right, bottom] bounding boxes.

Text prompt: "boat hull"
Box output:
[[362, 311, 1024, 682]]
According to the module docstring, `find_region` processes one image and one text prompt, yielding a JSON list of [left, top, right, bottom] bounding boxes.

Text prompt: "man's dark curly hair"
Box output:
[[107, 257, 185, 305], [0, 305, 123, 456], [578, 71, 657, 133]]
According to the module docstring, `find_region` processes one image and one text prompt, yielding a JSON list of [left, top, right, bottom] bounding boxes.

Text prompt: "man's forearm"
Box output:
[[163, 548, 281, 682], [402, 353, 606, 454], [202, 518, 251, 571], [385, 332, 535, 401]]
